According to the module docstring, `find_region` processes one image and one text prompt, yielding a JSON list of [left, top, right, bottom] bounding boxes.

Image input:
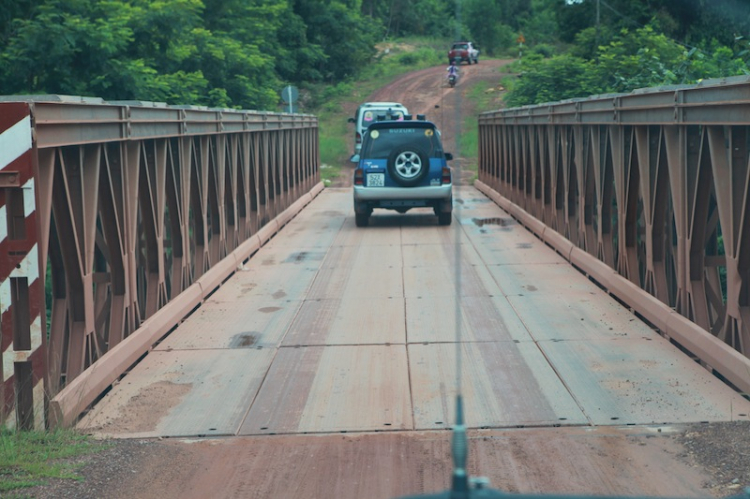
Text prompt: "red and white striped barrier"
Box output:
[[0, 102, 46, 429]]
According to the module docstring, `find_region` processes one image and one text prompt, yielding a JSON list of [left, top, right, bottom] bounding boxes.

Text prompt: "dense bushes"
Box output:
[[505, 25, 750, 106], [3, 0, 750, 111], [0, 0, 377, 110]]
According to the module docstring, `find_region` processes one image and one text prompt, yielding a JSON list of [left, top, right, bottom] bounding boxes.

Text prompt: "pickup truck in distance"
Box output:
[[448, 42, 479, 65]]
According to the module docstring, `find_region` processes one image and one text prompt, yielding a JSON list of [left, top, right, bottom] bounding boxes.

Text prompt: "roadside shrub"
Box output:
[[529, 43, 556, 58], [394, 47, 441, 67], [505, 54, 603, 107], [397, 53, 419, 65], [596, 26, 685, 92]]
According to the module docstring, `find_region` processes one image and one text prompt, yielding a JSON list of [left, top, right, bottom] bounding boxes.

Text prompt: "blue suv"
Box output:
[[352, 115, 453, 227]]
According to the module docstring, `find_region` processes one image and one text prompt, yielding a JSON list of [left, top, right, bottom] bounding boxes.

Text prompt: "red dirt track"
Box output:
[[96, 427, 710, 499], [336, 59, 509, 187]]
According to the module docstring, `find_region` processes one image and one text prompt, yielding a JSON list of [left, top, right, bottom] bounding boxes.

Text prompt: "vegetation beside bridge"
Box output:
[[2, 1, 750, 112]]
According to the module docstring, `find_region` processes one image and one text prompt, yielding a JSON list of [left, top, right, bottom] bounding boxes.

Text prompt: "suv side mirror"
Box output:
[[445, 152, 453, 161], [348, 117, 355, 123]]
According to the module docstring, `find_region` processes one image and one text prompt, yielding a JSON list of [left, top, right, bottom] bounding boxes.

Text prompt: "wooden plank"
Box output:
[[538, 338, 750, 424], [472, 238, 567, 266], [368, 211, 442, 231], [333, 219, 403, 246], [400, 219, 460, 245], [408, 342, 588, 429], [156, 297, 302, 350], [239, 345, 412, 434], [488, 262, 602, 296], [283, 296, 405, 346], [309, 258, 404, 299], [244, 245, 329, 269], [300, 187, 350, 211], [506, 291, 648, 341], [76, 186, 750, 441], [402, 243, 484, 267], [404, 262, 503, 298], [406, 295, 533, 343], [77, 349, 275, 438], [216, 263, 319, 302], [263, 216, 346, 250]]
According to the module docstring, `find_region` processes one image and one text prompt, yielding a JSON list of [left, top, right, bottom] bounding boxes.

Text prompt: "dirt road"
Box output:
[[336, 59, 509, 187]]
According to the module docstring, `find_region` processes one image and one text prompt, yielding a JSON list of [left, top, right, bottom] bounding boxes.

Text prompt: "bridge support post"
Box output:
[[0, 102, 48, 430]]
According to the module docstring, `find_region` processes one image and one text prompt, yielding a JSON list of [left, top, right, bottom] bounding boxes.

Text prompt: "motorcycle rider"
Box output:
[[446, 61, 459, 86], [447, 61, 459, 79]]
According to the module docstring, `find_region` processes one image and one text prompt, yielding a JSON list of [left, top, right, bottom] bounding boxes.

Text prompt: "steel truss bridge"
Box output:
[[478, 76, 750, 397], [0, 97, 319, 428], [1, 76, 750, 430]]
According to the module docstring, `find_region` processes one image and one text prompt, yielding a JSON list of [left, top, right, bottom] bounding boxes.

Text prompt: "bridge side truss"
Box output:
[[0, 100, 320, 428], [479, 79, 750, 394]]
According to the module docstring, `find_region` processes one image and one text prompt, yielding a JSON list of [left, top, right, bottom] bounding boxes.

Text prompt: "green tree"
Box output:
[[596, 26, 685, 92], [359, 0, 454, 38], [0, 0, 287, 110], [294, 0, 379, 81], [682, 43, 749, 82], [555, 0, 593, 43], [274, 8, 327, 83], [0, 0, 35, 44], [463, 0, 514, 55], [506, 53, 603, 106], [518, 0, 560, 46], [390, 0, 454, 38], [0, 0, 135, 96]]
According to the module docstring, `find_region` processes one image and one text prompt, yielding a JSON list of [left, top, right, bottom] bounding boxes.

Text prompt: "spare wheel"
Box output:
[[387, 146, 430, 187]]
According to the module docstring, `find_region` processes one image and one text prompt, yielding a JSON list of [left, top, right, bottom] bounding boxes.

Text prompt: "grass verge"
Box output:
[[0, 428, 106, 495], [459, 78, 505, 182]]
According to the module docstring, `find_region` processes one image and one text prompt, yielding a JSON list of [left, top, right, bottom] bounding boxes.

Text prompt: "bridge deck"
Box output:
[[78, 186, 749, 440]]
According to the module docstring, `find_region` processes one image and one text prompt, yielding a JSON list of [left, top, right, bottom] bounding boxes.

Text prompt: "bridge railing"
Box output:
[[0, 96, 321, 428], [478, 76, 750, 395]]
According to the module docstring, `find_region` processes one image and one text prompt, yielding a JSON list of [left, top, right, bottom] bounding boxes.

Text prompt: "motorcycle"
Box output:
[[448, 73, 457, 88]]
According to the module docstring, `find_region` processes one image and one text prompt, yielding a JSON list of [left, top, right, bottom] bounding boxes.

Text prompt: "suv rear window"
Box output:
[[362, 109, 404, 125], [362, 127, 443, 159]]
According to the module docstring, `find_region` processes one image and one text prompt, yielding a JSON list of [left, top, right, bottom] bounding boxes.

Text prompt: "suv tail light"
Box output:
[[356, 132, 362, 145], [441, 167, 452, 185], [354, 168, 364, 186]]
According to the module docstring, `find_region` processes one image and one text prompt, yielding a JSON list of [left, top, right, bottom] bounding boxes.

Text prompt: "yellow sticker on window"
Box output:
[[425, 129, 434, 137], [371, 130, 380, 139]]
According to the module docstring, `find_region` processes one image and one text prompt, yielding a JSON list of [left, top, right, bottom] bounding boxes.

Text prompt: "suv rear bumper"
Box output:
[[353, 184, 452, 201]]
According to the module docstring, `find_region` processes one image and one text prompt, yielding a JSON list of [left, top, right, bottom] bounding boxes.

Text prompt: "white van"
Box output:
[[348, 101, 408, 162]]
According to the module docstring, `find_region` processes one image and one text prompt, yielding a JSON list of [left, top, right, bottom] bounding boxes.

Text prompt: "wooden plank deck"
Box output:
[[78, 186, 750, 440]]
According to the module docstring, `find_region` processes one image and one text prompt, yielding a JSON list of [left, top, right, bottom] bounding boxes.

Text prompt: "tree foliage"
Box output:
[[2, 0, 750, 110], [0, 0, 379, 109], [462, 0, 514, 55], [506, 24, 750, 107], [505, 54, 602, 107]]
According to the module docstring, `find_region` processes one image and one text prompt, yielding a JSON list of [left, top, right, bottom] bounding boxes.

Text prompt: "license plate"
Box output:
[[367, 173, 385, 187]]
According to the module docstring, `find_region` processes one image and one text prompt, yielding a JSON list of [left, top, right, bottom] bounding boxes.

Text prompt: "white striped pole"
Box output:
[[0, 102, 46, 430]]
